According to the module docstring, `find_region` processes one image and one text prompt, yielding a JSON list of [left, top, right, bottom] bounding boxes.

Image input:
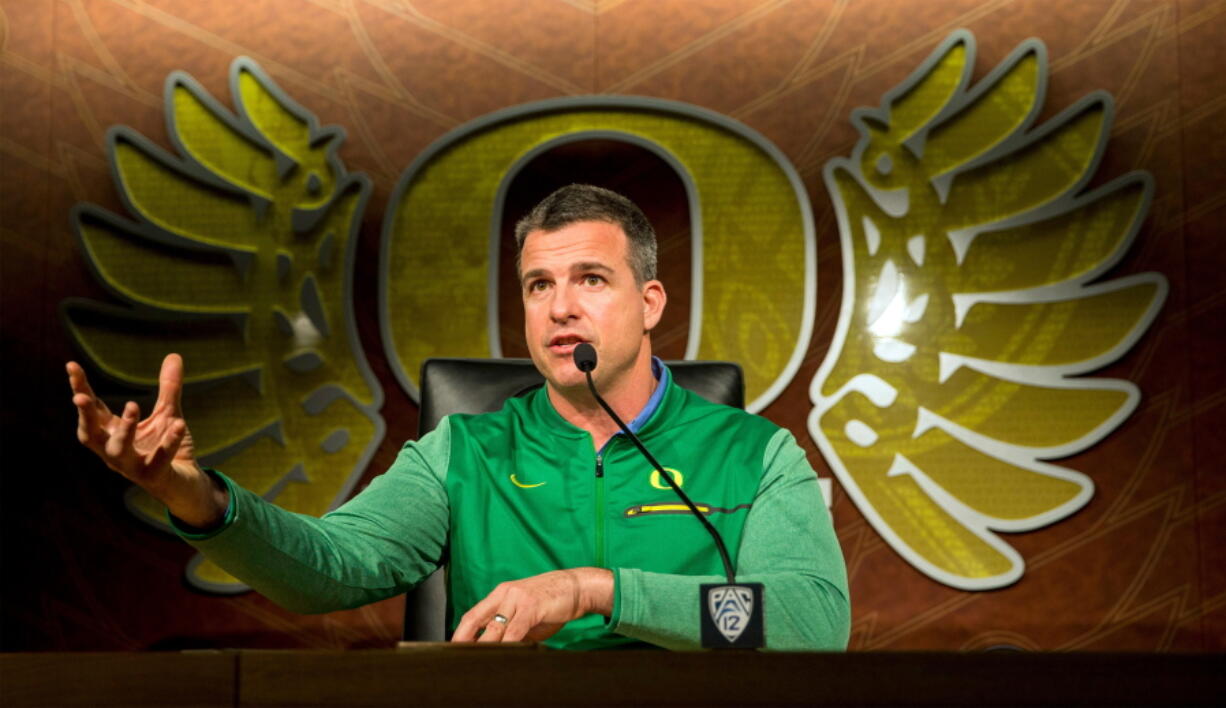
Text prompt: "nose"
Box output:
[[548, 282, 580, 323]]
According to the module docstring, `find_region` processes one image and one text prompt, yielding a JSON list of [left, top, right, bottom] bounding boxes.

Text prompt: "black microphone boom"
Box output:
[[572, 343, 736, 584]]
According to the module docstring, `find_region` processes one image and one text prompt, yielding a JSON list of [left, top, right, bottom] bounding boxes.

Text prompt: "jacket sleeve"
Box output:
[[171, 419, 453, 614], [609, 428, 850, 650]]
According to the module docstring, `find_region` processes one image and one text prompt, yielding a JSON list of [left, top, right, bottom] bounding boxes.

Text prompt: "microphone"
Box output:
[[574, 342, 597, 373], [573, 343, 764, 648]]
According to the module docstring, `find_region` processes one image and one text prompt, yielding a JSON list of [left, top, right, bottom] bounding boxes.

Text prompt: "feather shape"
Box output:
[[64, 58, 384, 593], [810, 31, 1167, 590]]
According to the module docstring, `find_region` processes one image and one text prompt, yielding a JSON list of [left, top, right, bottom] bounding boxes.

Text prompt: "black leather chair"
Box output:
[[402, 357, 745, 641]]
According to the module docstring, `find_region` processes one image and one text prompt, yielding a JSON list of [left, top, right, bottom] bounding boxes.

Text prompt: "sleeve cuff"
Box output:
[[606, 567, 624, 630], [166, 468, 238, 541]]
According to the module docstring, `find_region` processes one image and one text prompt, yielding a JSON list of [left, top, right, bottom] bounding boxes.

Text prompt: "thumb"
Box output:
[[155, 353, 185, 416]]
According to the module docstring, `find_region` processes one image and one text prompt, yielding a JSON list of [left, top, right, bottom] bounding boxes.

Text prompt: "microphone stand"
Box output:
[[573, 344, 764, 648], [579, 363, 736, 585]]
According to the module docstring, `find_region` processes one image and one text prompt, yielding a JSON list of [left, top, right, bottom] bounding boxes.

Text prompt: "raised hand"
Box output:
[[68, 353, 227, 528]]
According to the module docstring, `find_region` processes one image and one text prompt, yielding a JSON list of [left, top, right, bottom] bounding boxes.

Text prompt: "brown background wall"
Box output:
[[2, 0, 1223, 651]]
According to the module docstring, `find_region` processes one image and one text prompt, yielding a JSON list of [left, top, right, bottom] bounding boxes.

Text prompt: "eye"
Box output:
[[582, 274, 605, 287], [527, 279, 550, 293]]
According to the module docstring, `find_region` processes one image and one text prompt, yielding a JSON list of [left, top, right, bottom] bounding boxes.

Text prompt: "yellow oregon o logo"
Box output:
[[380, 98, 816, 413], [650, 468, 684, 490]]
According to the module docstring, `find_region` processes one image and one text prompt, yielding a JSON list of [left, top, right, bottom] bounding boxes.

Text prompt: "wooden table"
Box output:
[[2, 647, 1222, 706]]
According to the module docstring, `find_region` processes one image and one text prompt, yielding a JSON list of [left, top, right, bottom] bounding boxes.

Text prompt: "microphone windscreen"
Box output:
[[573, 342, 598, 372]]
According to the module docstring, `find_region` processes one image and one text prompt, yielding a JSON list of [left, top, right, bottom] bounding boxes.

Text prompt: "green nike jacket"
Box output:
[[176, 372, 850, 650]]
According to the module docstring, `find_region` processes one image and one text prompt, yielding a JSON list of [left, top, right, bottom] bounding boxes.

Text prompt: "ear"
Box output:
[[641, 280, 667, 331]]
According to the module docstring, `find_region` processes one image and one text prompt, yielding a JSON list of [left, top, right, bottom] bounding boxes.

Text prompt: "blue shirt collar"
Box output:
[[627, 356, 669, 433], [599, 356, 668, 453]]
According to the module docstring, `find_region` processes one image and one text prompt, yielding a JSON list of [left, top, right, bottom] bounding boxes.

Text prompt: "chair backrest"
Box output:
[[402, 357, 745, 641]]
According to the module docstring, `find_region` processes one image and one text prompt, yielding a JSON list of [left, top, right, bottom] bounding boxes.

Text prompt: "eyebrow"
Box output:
[[520, 268, 548, 284], [573, 262, 614, 275], [520, 262, 614, 285]]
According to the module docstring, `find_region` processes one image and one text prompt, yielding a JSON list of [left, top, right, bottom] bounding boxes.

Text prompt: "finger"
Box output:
[[146, 418, 187, 472], [66, 361, 99, 398], [67, 362, 111, 420], [74, 383, 109, 411], [476, 606, 513, 644], [154, 353, 185, 416], [73, 393, 106, 447], [74, 394, 102, 447], [500, 609, 535, 643], [451, 605, 490, 642], [452, 588, 505, 642], [104, 401, 140, 460]]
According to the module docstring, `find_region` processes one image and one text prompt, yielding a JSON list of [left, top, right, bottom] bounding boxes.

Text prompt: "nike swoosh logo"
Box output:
[[510, 474, 546, 489]]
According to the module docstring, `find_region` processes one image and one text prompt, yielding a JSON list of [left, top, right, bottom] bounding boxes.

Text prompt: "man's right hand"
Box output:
[[68, 353, 229, 529]]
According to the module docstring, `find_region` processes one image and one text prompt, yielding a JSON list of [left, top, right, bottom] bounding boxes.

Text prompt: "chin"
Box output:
[[531, 355, 580, 390], [548, 369, 588, 392]]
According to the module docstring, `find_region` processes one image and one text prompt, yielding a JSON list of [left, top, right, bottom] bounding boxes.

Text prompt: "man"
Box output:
[[68, 185, 849, 650]]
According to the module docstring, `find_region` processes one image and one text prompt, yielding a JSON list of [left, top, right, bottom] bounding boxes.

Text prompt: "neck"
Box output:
[[548, 348, 656, 451]]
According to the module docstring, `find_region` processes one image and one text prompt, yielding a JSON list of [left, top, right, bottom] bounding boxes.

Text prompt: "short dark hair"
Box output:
[[514, 184, 657, 285]]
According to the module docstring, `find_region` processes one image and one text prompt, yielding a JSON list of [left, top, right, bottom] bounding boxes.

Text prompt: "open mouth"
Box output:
[[548, 334, 588, 355]]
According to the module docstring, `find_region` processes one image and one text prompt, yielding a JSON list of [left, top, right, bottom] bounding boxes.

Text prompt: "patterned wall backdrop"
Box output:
[[2, 0, 1223, 652]]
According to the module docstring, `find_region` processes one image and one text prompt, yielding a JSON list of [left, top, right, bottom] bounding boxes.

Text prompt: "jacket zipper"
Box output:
[[594, 453, 605, 568]]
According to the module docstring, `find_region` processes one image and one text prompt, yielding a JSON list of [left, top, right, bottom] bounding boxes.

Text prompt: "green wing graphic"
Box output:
[[63, 58, 384, 593], [810, 31, 1167, 590]]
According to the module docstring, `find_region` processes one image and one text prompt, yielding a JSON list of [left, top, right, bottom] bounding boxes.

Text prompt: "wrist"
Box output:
[[578, 567, 614, 617], [164, 465, 228, 528]]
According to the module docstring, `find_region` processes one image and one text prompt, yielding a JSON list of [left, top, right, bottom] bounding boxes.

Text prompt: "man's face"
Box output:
[[520, 220, 665, 394]]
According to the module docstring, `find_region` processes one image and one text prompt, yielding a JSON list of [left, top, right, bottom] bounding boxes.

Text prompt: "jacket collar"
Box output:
[[529, 357, 675, 443]]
